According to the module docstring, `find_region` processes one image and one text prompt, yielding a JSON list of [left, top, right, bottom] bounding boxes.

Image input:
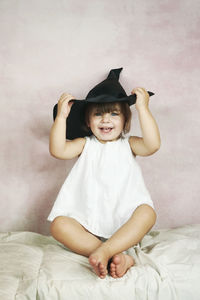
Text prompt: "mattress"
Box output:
[[0, 224, 200, 300]]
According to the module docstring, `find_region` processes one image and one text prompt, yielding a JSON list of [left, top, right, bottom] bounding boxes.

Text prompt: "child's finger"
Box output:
[[60, 92, 74, 99], [131, 87, 148, 96], [59, 94, 75, 104], [133, 87, 145, 93], [138, 87, 148, 95], [68, 100, 75, 108], [59, 93, 69, 101]]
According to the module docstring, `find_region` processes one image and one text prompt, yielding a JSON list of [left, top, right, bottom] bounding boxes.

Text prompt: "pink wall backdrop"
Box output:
[[1, 0, 200, 234]]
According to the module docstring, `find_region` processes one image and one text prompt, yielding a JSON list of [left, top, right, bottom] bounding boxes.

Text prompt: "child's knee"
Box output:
[[149, 207, 157, 225], [50, 216, 67, 236], [136, 204, 157, 225]]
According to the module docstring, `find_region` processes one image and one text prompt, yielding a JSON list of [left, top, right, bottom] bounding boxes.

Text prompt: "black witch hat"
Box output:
[[53, 67, 154, 140]]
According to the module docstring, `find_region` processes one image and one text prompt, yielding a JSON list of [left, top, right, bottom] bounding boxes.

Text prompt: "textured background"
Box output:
[[1, 0, 200, 234]]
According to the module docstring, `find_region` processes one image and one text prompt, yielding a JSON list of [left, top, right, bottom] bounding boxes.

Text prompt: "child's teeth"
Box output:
[[101, 127, 112, 132]]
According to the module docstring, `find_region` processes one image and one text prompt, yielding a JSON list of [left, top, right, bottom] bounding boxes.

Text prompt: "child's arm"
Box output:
[[49, 93, 86, 159], [129, 87, 161, 156]]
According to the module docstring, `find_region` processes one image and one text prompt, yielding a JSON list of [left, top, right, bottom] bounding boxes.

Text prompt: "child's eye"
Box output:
[[111, 112, 119, 116], [94, 112, 101, 116]]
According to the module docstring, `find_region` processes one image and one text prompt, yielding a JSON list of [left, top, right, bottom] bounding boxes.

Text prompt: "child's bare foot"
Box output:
[[89, 246, 110, 279], [109, 253, 134, 278]]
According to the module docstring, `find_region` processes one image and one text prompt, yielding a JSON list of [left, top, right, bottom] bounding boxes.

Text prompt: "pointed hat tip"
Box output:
[[107, 67, 123, 80]]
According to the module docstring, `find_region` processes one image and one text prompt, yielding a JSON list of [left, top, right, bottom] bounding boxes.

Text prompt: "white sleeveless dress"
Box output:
[[47, 135, 154, 238]]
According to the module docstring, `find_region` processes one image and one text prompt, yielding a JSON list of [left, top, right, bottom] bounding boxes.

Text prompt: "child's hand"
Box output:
[[131, 87, 149, 111], [57, 93, 75, 119]]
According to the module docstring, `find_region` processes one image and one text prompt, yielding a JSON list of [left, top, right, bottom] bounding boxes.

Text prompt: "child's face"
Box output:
[[87, 104, 125, 143]]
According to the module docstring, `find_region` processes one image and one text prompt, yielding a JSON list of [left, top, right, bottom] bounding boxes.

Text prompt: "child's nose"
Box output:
[[102, 113, 110, 122]]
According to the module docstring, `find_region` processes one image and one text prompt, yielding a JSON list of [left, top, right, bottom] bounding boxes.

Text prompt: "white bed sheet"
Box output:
[[0, 224, 200, 300]]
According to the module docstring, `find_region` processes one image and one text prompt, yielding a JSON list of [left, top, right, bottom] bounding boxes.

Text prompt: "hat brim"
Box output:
[[72, 91, 154, 106], [53, 91, 155, 140]]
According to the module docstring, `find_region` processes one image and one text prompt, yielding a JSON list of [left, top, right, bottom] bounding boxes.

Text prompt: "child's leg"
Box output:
[[50, 216, 107, 278], [89, 204, 156, 278], [50, 216, 102, 256]]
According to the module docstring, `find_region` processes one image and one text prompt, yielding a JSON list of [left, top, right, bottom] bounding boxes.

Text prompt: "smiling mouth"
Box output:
[[99, 127, 113, 133]]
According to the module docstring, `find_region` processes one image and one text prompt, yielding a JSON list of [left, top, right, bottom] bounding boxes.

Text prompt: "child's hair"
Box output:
[[83, 101, 132, 135]]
